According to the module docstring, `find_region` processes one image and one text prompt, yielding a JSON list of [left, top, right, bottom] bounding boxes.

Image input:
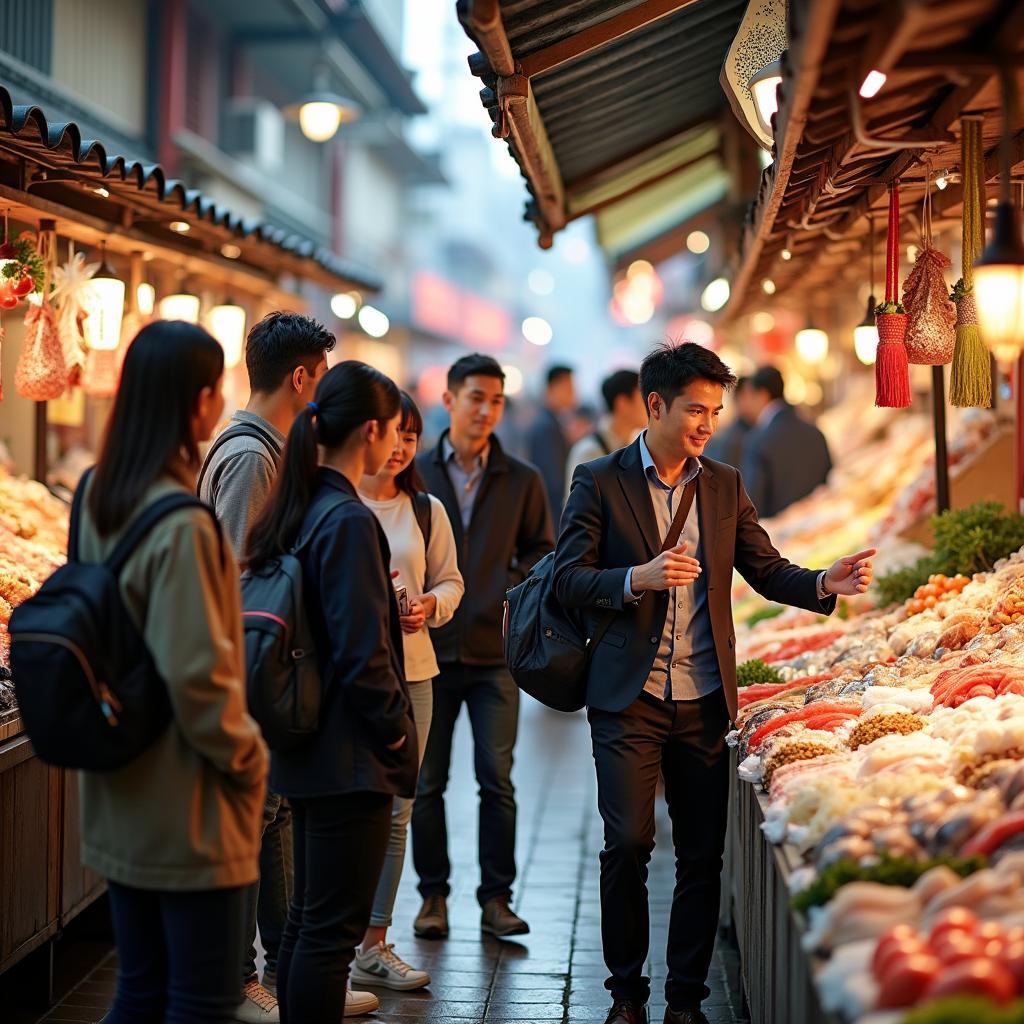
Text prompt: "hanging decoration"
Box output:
[[0, 313, 5, 402], [949, 117, 992, 407], [50, 247, 97, 380], [854, 216, 879, 366], [14, 228, 65, 401], [0, 213, 45, 308], [874, 182, 911, 407], [902, 167, 956, 365]]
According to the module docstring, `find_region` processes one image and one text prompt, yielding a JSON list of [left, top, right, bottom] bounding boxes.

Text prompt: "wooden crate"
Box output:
[[60, 769, 105, 926], [0, 732, 61, 974]]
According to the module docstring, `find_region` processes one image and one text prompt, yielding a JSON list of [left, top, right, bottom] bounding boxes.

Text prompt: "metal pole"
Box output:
[[932, 364, 950, 513]]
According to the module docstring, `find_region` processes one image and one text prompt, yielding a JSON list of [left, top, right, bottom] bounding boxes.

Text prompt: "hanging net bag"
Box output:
[[950, 117, 992, 407], [14, 231, 66, 402], [875, 182, 911, 407], [902, 169, 956, 365]]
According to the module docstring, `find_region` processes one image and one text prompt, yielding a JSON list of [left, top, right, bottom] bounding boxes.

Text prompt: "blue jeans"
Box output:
[[369, 679, 433, 928], [411, 663, 519, 907], [243, 791, 293, 984], [105, 880, 246, 1024]]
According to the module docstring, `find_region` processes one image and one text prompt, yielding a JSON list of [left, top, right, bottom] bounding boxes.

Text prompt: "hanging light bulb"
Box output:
[[207, 301, 246, 368], [747, 58, 782, 138], [83, 241, 125, 351], [854, 296, 879, 365], [796, 325, 829, 364], [159, 282, 201, 324], [974, 65, 1024, 361], [284, 67, 362, 143], [136, 282, 155, 316]]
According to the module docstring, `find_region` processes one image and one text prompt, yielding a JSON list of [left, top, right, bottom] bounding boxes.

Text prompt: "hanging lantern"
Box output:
[[136, 282, 156, 316], [854, 295, 879, 365], [159, 289, 200, 323], [795, 325, 829, 364], [207, 301, 246, 368], [82, 242, 125, 351]]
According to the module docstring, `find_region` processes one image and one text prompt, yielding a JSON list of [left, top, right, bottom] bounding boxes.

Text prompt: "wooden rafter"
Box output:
[[518, 0, 701, 79]]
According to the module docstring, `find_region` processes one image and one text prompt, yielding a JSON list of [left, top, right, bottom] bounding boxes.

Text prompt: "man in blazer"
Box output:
[[552, 343, 874, 1024]]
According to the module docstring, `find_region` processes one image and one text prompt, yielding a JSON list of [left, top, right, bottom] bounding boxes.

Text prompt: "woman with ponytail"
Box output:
[[246, 360, 417, 1024]]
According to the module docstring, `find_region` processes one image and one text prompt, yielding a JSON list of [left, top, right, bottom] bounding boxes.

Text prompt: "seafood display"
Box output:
[[732, 544, 1024, 1021]]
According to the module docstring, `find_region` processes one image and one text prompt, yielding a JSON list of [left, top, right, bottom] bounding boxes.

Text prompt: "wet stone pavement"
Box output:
[[36, 698, 747, 1024]]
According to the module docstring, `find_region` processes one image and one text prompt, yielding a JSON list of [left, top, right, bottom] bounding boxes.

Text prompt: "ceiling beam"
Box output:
[[518, 0, 700, 79]]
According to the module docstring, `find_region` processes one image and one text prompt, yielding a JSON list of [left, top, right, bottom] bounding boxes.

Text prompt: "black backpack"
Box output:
[[9, 472, 220, 770], [240, 494, 349, 751], [412, 491, 432, 547], [503, 478, 697, 712]]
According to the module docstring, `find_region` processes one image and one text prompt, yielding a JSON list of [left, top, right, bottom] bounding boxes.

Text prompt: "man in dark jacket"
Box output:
[[702, 375, 754, 468], [740, 366, 833, 517], [412, 354, 554, 941], [553, 343, 874, 1024], [526, 364, 576, 524]]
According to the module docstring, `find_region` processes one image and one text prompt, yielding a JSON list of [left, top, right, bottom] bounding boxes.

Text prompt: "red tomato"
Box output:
[[877, 953, 941, 1009], [928, 907, 980, 946], [10, 274, 33, 297], [932, 931, 986, 965], [872, 926, 924, 978], [875, 938, 929, 983], [923, 958, 1018, 1004]]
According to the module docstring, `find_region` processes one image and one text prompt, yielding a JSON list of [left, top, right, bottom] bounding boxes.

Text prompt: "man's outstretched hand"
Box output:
[[824, 549, 877, 596]]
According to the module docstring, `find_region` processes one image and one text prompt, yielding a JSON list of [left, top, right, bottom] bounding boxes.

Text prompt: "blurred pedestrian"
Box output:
[[354, 391, 464, 990], [565, 369, 647, 495], [198, 311, 335, 1024], [526, 364, 576, 523], [245, 362, 418, 1024], [703, 376, 755, 468], [740, 366, 832, 517], [412, 354, 553, 941], [77, 321, 267, 1024]]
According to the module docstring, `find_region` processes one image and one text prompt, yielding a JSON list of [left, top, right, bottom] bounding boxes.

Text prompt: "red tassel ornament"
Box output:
[[874, 182, 912, 408]]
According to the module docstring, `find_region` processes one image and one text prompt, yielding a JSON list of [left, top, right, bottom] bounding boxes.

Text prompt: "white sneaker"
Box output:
[[343, 984, 380, 1017], [351, 942, 432, 991], [234, 980, 280, 1023]]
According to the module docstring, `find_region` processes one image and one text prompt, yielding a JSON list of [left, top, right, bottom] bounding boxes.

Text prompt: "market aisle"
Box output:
[[36, 698, 747, 1024]]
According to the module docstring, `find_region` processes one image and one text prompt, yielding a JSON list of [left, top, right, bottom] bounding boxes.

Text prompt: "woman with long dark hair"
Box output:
[[353, 392, 463, 990], [76, 320, 268, 1024], [246, 360, 418, 1023]]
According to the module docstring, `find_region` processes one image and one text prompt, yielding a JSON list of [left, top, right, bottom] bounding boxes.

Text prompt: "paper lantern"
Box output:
[[207, 303, 246, 368], [795, 326, 828, 364], [82, 246, 125, 351], [159, 291, 201, 323], [974, 201, 1024, 362]]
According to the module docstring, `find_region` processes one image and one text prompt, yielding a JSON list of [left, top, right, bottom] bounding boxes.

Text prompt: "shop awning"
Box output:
[[0, 86, 381, 295], [721, 0, 1024, 322], [457, 0, 748, 248]]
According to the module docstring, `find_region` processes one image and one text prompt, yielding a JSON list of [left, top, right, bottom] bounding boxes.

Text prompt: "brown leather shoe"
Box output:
[[413, 894, 448, 939], [663, 1008, 709, 1024], [604, 999, 649, 1024], [480, 896, 530, 937]]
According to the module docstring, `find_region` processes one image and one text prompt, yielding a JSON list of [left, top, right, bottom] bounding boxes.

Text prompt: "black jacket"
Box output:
[[741, 405, 832, 518], [525, 406, 571, 523], [270, 469, 418, 800], [418, 433, 554, 666], [552, 440, 836, 721]]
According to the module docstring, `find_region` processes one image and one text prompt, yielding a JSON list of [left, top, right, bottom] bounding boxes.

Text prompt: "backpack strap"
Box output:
[[412, 491, 432, 548], [592, 430, 611, 456], [291, 493, 354, 554], [197, 421, 282, 496], [106, 494, 223, 577], [68, 466, 95, 564]]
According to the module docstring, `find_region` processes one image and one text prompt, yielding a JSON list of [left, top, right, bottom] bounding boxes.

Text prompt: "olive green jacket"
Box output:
[[76, 473, 268, 891]]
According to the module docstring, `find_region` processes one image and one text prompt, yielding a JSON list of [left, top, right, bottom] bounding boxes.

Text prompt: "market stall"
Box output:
[[0, 86, 379, 982]]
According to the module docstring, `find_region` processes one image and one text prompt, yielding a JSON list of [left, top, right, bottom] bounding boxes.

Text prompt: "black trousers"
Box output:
[[105, 881, 246, 1024], [275, 791, 393, 1024], [588, 687, 731, 1010]]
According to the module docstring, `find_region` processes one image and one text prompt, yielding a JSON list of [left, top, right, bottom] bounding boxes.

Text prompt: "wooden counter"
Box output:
[[0, 713, 106, 978]]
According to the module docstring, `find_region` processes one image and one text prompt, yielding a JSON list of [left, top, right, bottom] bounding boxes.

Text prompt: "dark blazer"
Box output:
[[418, 432, 553, 667], [270, 469, 418, 800], [741, 405, 832, 518], [703, 417, 751, 469], [552, 440, 836, 721], [525, 406, 571, 522]]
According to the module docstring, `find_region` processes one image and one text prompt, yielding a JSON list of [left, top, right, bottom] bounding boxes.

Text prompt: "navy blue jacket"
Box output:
[[270, 469, 418, 800]]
